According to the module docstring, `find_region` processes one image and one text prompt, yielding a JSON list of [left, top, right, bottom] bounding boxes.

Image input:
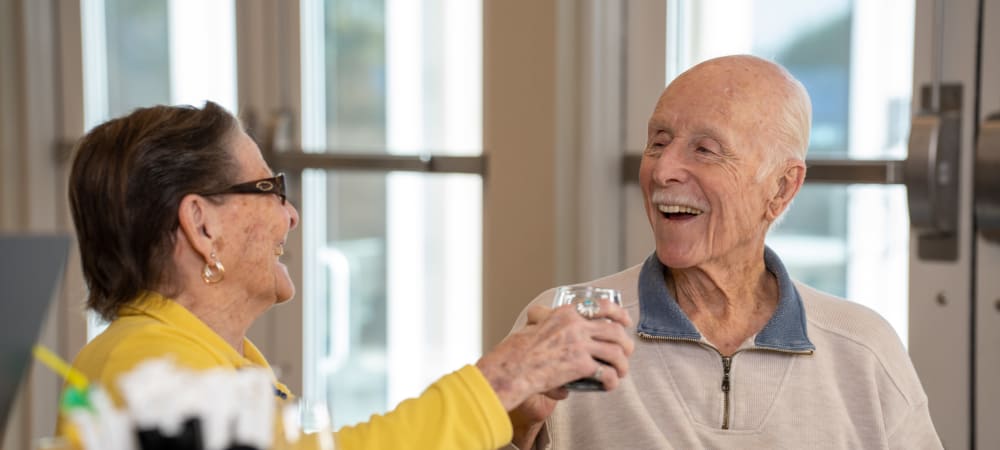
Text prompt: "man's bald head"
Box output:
[[663, 55, 812, 178]]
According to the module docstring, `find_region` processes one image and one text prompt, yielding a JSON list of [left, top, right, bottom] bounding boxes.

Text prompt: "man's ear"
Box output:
[[766, 161, 806, 221], [177, 194, 220, 262]]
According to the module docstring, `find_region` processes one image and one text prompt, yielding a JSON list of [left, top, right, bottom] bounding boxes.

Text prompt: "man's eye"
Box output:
[[696, 145, 720, 155], [654, 137, 673, 147]]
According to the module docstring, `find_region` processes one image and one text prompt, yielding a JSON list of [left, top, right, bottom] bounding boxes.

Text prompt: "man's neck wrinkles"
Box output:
[[670, 257, 769, 314]]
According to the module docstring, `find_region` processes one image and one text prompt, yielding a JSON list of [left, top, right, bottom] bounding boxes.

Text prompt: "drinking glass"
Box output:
[[297, 399, 336, 450], [552, 285, 623, 391]]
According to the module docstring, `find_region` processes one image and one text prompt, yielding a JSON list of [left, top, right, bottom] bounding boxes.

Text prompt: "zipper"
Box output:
[[636, 331, 701, 343], [638, 332, 736, 429], [720, 355, 732, 430], [637, 332, 814, 430]]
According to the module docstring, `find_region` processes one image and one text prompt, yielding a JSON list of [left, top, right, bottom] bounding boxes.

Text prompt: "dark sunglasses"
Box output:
[[203, 173, 286, 204]]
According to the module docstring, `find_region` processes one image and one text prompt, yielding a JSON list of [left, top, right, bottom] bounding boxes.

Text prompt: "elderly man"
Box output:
[[506, 55, 942, 449]]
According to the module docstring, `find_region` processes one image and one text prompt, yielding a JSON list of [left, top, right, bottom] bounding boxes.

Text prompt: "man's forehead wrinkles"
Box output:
[[650, 113, 730, 142]]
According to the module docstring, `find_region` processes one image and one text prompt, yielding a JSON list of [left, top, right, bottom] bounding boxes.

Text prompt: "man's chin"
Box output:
[[655, 245, 701, 269]]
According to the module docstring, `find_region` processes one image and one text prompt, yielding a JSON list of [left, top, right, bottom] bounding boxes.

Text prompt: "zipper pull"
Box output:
[[721, 356, 731, 392]]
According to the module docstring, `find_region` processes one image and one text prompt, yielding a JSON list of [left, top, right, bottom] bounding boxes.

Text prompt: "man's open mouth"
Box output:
[[657, 204, 704, 220]]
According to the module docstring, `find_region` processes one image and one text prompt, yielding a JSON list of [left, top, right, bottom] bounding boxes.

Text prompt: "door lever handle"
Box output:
[[976, 113, 1000, 243], [904, 88, 962, 261], [905, 115, 943, 233]]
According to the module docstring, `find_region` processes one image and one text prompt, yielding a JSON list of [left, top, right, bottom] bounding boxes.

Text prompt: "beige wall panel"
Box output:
[[483, 0, 561, 348]]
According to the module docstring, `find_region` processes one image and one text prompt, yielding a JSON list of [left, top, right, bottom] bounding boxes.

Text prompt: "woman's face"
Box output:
[[215, 129, 300, 305]]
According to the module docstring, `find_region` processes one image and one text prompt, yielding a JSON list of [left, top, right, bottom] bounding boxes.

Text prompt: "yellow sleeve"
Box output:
[[333, 365, 513, 450]]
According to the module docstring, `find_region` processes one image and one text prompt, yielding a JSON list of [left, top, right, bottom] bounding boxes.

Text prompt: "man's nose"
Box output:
[[649, 145, 689, 185]]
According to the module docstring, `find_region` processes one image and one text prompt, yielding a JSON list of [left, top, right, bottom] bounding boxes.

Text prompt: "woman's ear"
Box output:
[[177, 194, 219, 262], [766, 161, 806, 221]]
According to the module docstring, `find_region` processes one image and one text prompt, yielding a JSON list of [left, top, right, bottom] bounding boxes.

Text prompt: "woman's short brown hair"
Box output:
[[69, 102, 240, 320]]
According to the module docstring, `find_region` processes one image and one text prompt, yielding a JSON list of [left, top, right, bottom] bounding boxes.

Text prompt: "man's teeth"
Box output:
[[657, 204, 704, 215]]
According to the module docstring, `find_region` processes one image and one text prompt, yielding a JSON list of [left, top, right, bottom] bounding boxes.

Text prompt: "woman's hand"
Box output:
[[475, 299, 634, 431]]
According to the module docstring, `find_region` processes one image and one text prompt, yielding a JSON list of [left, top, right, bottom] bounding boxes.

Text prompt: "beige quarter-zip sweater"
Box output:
[[510, 248, 941, 450]]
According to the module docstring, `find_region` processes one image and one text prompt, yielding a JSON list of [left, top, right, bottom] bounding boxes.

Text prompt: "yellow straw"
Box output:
[[32, 345, 88, 390]]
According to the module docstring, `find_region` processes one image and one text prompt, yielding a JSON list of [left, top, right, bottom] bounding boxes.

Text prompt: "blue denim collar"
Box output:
[[636, 247, 815, 352]]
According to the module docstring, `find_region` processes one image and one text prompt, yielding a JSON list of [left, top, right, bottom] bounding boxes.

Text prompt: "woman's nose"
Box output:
[[286, 201, 300, 230]]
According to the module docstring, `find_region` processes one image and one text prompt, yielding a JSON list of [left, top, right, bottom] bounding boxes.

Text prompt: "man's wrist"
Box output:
[[511, 420, 544, 450]]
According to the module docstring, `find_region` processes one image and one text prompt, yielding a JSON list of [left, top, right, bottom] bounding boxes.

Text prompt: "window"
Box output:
[[299, 0, 482, 428], [82, 0, 235, 127]]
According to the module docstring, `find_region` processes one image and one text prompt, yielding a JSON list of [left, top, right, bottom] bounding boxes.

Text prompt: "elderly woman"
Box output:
[[65, 102, 634, 449]]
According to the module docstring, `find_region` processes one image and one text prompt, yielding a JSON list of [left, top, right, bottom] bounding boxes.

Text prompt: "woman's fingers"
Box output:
[[587, 298, 633, 328], [585, 340, 631, 379], [525, 304, 554, 325], [587, 318, 636, 357], [528, 296, 631, 328], [594, 361, 621, 391], [528, 301, 633, 389]]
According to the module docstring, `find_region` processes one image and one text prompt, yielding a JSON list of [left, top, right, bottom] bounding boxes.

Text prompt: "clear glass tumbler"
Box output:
[[551, 285, 623, 391]]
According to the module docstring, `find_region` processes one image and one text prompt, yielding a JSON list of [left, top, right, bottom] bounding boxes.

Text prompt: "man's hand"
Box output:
[[508, 387, 566, 449]]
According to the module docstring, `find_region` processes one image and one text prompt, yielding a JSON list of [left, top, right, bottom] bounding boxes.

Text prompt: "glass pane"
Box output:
[[301, 171, 482, 428], [80, 0, 237, 338], [671, 0, 913, 343], [766, 185, 910, 340], [300, 0, 483, 429], [82, 0, 237, 128], [306, 0, 481, 155], [670, 0, 914, 160]]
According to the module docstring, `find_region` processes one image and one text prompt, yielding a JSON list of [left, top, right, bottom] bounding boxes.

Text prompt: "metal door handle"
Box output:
[[976, 113, 1000, 243], [904, 84, 962, 261], [905, 112, 961, 235], [905, 115, 942, 232]]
